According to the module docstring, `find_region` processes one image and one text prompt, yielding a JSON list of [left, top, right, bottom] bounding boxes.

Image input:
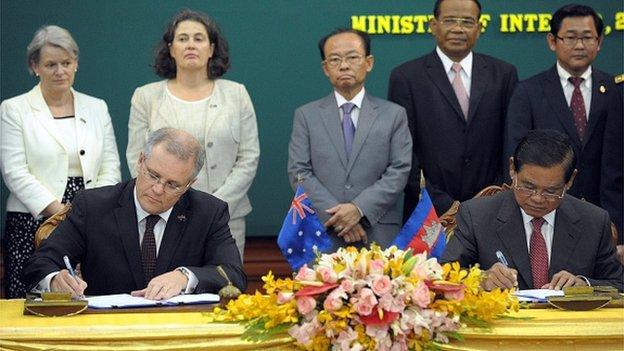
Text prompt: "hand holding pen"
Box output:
[[481, 250, 518, 291], [50, 255, 87, 299]]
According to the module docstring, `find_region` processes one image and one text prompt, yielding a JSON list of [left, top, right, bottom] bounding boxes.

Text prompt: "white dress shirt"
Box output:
[[436, 46, 473, 96], [334, 87, 366, 127], [557, 61, 592, 119]]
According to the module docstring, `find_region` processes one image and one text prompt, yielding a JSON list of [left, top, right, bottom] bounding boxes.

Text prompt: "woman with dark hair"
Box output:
[[127, 10, 259, 259], [0, 25, 121, 298]]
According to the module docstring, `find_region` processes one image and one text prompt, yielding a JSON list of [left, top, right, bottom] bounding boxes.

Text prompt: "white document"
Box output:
[[87, 293, 219, 309], [514, 289, 564, 302]]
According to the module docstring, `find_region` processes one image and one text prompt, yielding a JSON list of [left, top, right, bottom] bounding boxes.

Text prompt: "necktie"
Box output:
[[341, 102, 356, 157], [568, 77, 587, 141], [529, 217, 548, 288], [141, 214, 160, 283], [451, 62, 469, 120]]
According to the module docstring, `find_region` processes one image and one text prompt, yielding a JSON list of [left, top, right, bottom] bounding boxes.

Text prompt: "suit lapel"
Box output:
[[113, 180, 144, 288], [347, 94, 377, 174], [542, 67, 583, 149], [495, 192, 533, 288], [202, 80, 221, 136], [425, 52, 465, 123], [467, 55, 488, 125], [26, 85, 69, 152], [319, 94, 348, 169], [584, 71, 608, 148], [549, 198, 582, 276], [155, 194, 191, 274], [73, 90, 88, 148]]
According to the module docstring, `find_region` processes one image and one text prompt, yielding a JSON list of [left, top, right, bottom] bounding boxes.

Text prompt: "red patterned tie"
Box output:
[[568, 77, 587, 141], [529, 217, 548, 288], [141, 215, 160, 283]]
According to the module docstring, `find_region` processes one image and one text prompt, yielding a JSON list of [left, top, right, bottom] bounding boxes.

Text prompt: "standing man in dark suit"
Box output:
[[505, 5, 621, 229], [288, 28, 412, 250], [442, 130, 623, 292], [388, 0, 518, 220], [24, 128, 246, 299]]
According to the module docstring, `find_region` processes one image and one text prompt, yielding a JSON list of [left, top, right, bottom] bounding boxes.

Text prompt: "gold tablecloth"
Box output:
[[1, 299, 623, 350]]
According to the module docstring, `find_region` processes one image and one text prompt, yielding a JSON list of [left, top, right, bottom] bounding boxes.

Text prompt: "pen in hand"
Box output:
[[495, 250, 509, 267], [63, 255, 85, 299], [495, 250, 518, 287]]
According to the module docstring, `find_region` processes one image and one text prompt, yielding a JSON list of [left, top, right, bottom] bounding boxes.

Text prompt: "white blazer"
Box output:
[[0, 85, 121, 217], [126, 79, 259, 220]]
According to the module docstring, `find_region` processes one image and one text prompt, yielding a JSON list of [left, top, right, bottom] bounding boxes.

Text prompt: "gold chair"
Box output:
[[35, 203, 72, 249], [439, 184, 511, 237]]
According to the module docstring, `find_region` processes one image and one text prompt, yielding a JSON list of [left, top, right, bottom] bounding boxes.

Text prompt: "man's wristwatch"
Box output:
[[176, 267, 191, 283]]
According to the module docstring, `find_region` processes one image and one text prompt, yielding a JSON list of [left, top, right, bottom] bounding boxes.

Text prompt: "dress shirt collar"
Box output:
[[557, 61, 592, 87], [519, 207, 556, 228], [133, 186, 173, 224], [334, 87, 365, 109], [436, 46, 473, 78]]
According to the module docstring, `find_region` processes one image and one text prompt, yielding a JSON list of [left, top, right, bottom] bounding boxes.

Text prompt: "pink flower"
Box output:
[[323, 288, 346, 311], [317, 266, 338, 283], [411, 281, 431, 308], [354, 288, 378, 316], [371, 275, 392, 296], [336, 327, 358, 351], [378, 293, 405, 313], [444, 289, 465, 301], [369, 259, 385, 275], [296, 296, 317, 315], [289, 319, 320, 346], [340, 278, 355, 293], [277, 291, 294, 304], [295, 265, 317, 281]]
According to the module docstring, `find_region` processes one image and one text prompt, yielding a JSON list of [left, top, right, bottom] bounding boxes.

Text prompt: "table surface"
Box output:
[[1, 299, 623, 351]]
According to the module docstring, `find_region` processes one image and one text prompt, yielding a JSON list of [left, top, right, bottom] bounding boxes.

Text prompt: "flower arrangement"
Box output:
[[208, 245, 518, 350]]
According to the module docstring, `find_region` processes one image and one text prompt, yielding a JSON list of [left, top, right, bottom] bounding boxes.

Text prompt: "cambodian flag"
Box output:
[[391, 189, 447, 259], [277, 185, 332, 270]]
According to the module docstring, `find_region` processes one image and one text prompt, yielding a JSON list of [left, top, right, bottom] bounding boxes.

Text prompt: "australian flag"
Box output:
[[277, 185, 332, 270], [391, 189, 447, 259]]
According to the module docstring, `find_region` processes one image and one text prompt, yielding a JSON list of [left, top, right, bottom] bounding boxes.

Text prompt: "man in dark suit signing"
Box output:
[[505, 5, 622, 237], [442, 130, 623, 292], [388, 0, 518, 219], [24, 128, 246, 299]]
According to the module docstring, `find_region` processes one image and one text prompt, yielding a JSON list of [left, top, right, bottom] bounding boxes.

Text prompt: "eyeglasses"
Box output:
[[325, 54, 366, 68], [140, 163, 190, 195], [439, 17, 478, 29], [512, 179, 565, 201], [555, 35, 599, 47]]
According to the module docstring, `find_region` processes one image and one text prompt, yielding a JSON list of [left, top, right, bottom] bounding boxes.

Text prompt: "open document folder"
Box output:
[[87, 293, 219, 309], [513, 289, 564, 302]]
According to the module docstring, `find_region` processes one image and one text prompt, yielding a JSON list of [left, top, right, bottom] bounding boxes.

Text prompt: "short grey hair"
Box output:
[[27, 25, 79, 75], [143, 128, 205, 180]]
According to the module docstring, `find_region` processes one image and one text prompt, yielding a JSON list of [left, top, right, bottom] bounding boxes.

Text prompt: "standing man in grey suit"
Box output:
[[288, 28, 412, 250], [388, 0, 518, 220], [505, 4, 622, 244], [442, 130, 623, 292]]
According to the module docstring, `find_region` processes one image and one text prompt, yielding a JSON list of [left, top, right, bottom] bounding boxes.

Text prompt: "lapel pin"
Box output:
[[599, 85, 606, 94], [177, 214, 187, 222]]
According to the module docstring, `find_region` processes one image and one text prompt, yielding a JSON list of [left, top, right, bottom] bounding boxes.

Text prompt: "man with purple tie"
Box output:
[[288, 28, 412, 250]]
